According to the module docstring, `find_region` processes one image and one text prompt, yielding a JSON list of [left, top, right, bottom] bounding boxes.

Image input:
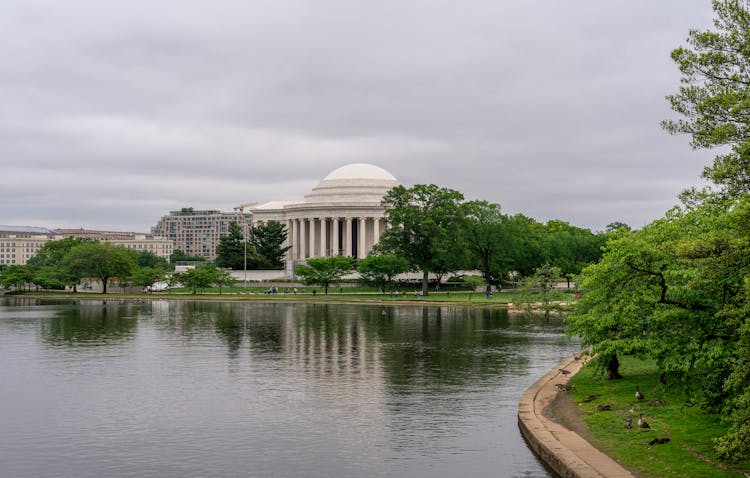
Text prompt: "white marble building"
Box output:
[[249, 163, 399, 262]]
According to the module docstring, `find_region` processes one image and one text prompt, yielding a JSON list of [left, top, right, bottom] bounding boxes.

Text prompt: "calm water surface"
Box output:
[[0, 298, 577, 478]]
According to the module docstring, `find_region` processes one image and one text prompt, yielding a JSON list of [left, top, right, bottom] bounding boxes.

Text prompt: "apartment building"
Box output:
[[150, 208, 251, 261]]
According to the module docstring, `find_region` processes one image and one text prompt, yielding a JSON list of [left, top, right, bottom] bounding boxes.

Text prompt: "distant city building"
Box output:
[[0, 226, 173, 266], [249, 163, 399, 264], [150, 208, 251, 261]]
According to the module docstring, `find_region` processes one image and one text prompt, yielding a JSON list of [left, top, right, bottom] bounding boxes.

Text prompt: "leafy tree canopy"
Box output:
[[378, 184, 465, 295], [357, 254, 409, 292], [295, 256, 355, 295], [663, 0, 750, 196], [251, 220, 290, 269], [62, 242, 137, 294]]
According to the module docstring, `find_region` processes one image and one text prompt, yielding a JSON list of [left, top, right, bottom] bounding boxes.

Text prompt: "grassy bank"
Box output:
[[2, 288, 574, 307], [567, 356, 750, 477]]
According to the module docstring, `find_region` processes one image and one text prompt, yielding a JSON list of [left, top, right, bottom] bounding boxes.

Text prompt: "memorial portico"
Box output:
[[248, 163, 400, 263]]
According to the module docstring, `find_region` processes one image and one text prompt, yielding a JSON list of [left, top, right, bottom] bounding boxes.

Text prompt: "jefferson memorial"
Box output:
[[249, 163, 399, 262]]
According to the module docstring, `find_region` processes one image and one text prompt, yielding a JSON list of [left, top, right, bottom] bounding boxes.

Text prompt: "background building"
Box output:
[[249, 163, 399, 265], [151, 208, 251, 261], [0, 226, 173, 265]]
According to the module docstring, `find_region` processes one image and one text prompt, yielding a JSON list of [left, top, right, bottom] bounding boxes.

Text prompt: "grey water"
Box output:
[[0, 297, 577, 478]]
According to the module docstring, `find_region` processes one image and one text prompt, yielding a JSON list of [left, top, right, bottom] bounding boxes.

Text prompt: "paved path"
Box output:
[[518, 355, 635, 478]]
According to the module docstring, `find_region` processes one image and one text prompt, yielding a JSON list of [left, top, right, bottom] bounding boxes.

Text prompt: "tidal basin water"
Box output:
[[0, 297, 578, 478]]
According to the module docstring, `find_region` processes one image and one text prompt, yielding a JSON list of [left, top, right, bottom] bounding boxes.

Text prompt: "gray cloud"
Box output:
[[1, 0, 716, 232]]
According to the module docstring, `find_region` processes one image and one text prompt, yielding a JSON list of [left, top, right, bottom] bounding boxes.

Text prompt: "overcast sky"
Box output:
[[2, 1, 717, 232]]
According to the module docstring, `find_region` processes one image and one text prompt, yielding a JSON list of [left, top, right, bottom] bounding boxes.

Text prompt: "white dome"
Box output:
[[322, 163, 397, 181], [298, 163, 400, 206]]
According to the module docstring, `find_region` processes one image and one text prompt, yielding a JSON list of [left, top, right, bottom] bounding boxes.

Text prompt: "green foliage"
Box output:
[[62, 242, 137, 294], [215, 222, 267, 270], [0, 264, 35, 290], [568, 196, 750, 457], [519, 263, 565, 320], [544, 220, 607, 288], [294, 256, 355, 295], [462, 200, 509, 287], [251, 220, 290, 269], [357, 254, 409, 292], [174, 264, 224, 294], [378, 184, 465, 295], [130, 267, 168, 290], [133, 250, 169, 270], [170, 249, 206, 265], [662, 0, 750, 196]]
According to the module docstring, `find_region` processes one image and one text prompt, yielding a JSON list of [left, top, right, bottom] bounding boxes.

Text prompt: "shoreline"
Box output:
[[2, 291, 540, 310], [517, 354, 634, 478]]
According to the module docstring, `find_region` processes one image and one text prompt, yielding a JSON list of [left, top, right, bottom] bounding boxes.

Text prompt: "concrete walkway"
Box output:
[[518, 355, 635, 478]]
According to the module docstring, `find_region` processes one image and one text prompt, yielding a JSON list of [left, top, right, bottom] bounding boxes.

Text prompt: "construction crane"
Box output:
[[234, 201, 258, 212]]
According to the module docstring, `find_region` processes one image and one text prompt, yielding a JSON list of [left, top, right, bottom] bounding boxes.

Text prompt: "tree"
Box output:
[[294, 256, 355, 295], [63, 242, 136, 294], [251, 220, 291, 269], [170, 249, 206, 265], [131, 267, 168, 292], [175, 266, 218, 294], [134, 250, 170, 270], [213, 267, 236, 295], [544, 220, 606, 288], [520, 263, 564, 323], [215, 222, 267, 270], [662, 0, 750, 196], [27, 237, 91, 291], [0, 265, 34, 291], [357, 254, 409, 292], [462, 200, 509, 289], [378, 184, 465, 296]]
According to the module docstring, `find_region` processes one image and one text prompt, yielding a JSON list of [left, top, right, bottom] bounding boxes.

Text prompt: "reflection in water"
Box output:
[[0, 298, 574, 478]]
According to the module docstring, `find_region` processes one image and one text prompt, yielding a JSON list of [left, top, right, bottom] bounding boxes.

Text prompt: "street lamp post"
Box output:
[[234, 202, 257, 293]]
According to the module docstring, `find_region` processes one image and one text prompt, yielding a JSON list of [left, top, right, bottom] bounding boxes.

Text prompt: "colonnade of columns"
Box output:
[[286, 216, 386, 261]]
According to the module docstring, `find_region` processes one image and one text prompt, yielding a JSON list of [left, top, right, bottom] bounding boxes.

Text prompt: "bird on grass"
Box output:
[[596, 404, 612, 412], [638, 414, 650, 429], [635, 386, 645, 401], [624, 418, 632, 429]]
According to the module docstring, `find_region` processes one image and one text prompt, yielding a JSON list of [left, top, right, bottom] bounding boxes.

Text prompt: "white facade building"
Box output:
[[249, 163, 399, 262]]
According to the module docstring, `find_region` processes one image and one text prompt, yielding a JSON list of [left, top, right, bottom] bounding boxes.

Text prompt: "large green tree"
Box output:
[[295, 256, 354, 295], [63, 242, 137, 294], [251, 220, 290, 269], [357, 254, 409, 292], [462, 200, 510, 289], [543, 220, 606, 288], [215, 222, 267, 270], [378, 184, 465, 296], [27, 237, 92, 291], [662, 0, 750, 197]]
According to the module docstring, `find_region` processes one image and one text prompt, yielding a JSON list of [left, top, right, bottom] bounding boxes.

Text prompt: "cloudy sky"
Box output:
[[2, 0, 717, 232]]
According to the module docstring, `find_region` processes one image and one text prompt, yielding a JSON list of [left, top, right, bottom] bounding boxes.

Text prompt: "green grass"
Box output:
[[4, 287, 575, 307], [568, 356, 750, 477]]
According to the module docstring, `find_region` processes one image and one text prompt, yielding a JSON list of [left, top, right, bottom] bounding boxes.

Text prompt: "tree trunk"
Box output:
[[606, 355, 622, 380], [422, 270, 429, 296], [102, 277, 108, 294]]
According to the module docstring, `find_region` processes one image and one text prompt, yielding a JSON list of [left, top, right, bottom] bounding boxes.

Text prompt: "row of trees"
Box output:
[[0, 238, 171, 294], [569, 0, 750, 460], [215, 221, 290, 270], [375, 185, 610, 296], [291, 187, 612, 296]]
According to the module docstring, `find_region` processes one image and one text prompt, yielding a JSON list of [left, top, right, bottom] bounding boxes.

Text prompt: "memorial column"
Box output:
[[332, 218, 339, 256], [345, 217, 353, 257], [320, 217, 327, 257], [358, 217, 367, 259]]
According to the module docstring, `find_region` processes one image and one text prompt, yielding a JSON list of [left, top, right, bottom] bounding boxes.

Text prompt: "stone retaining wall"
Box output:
[[517, 355, 634, 478]]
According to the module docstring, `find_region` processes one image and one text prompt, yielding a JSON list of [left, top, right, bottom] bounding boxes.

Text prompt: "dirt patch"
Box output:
[[544, 390, 590, 440]]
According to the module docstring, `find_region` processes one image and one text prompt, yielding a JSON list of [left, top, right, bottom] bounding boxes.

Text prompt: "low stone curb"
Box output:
[[518, 355, 634, 478]]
